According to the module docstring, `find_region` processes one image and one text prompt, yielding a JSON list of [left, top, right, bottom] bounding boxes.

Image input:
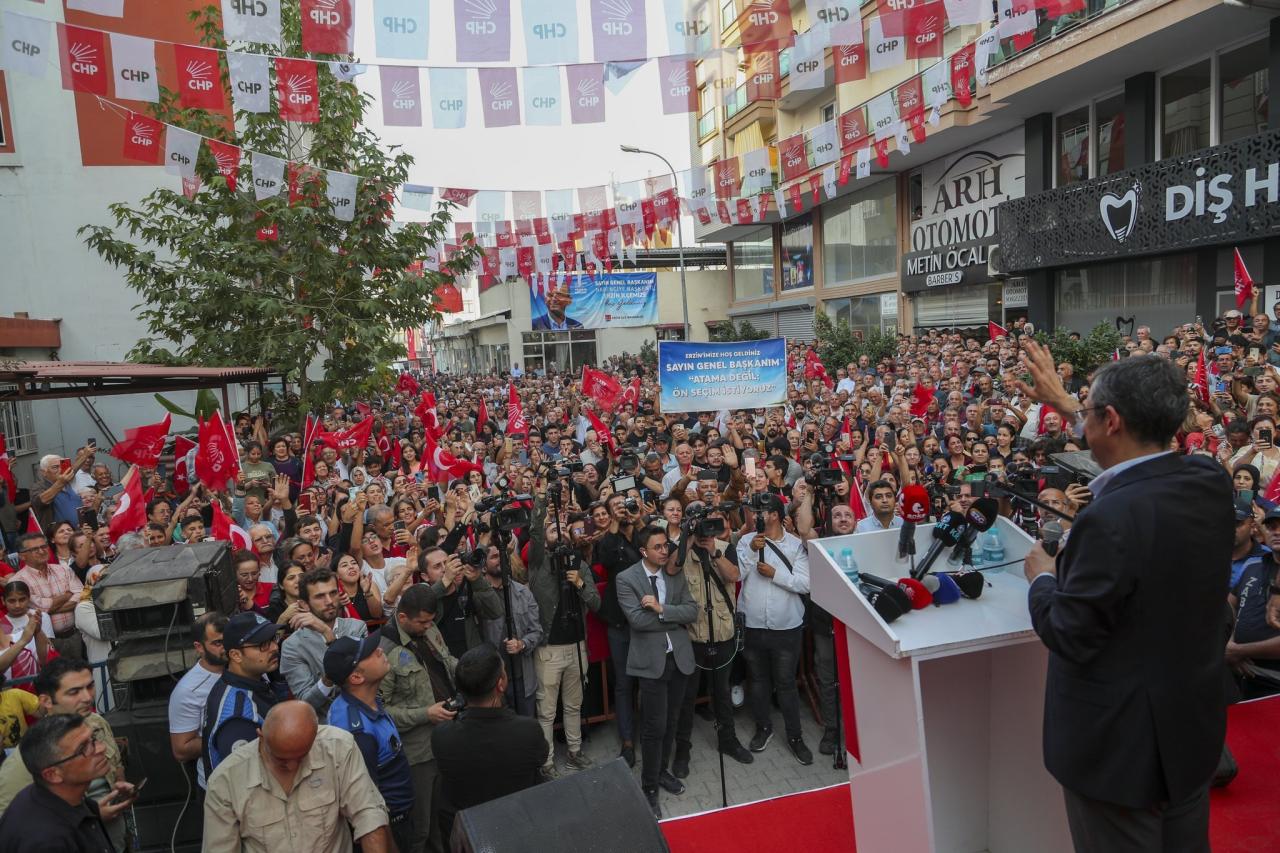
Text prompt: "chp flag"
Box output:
[[1234, 248, 1255, 310], [109, 414, 172, 468]]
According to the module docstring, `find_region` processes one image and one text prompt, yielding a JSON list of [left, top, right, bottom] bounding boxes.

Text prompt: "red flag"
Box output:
[[834, 44, 866, 84], [172, 435, 197, 496], [397, 372, 421, 396], [507, 383, 528, 439], [300, 0, 353, 53], [988, 320, 1009, 340], [195, 411, 239, 491], [745, 49, 780, 100], [849, 476, 870, 521], [318, 416, 374, 452], [475, 398, 488, 435], [910, 384, 933, 418], [122, 112, 164, 164], [904, 2, 945, 60], [25, 512, 43, 539], [301, 414, 322, 488], [950, 43, 975, 107], [1234, 248, 1255, 311], [737, 0, 792, 50], [1194, 349, 1211, 406], [585, 408, 617, 456], [174, 44, 224, 110], [874, 138, 891, 168], [355, 402, 372, 418], [109, 414, 171, 468], [424, 432, 482, 483], [779, 134, 808, 183], [205, 140, 240, 192], [897, 77, 926, 140], [0, 433, 15, 503], [276, 58, 320, 123], [582, 365, 624, 411], [58, 25, 108, 95], [108, 467, 147, 544], [619, 377, 643, 409], [211, 498, 253, 551]]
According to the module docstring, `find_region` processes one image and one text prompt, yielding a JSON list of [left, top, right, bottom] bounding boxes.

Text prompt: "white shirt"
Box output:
[[856, 514, 904, 533], [661, 466, 700, 500], [362, 557, 406, 597], [168, 660, 222, 788], [836, 378, 858, 395], [736, 530, 810, 630], [642, 564, 673, 653]]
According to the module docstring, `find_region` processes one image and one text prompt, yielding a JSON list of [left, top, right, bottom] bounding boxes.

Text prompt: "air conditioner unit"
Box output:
[[987, 245, 1008, 280]]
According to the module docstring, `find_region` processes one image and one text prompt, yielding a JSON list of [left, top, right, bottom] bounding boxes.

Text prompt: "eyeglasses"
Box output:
[[19, 543, 49, 554], [46, 730, 105, 769]]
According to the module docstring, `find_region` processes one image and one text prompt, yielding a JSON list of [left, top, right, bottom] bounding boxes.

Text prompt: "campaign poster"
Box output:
[[658, 338, 788, 413], [530, 272, 657, 330]]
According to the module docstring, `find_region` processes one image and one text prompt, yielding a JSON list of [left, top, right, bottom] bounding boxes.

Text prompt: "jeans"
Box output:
[[812, 630, 839, 736], [637, 654, 687, 791], [534, 642, 586, 768], [675, 639, 739, 751], [743, 626, 804, 740], [607, 624, 635, 744], [410, 759, 442, 853]]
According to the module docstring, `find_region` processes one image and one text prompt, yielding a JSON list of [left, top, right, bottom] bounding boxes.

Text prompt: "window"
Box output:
[[521, 331, 596, 376], [781, 214, 814, 291], [821, 102, 836, 124], [721, 0, 736, 29], [1094, 93, 1125, 177], [1056, 105, 1090, 187], [1220, 39, 1268, 145], [0, 397, 35, 456], [0, 72, 14, 155], [823, 180, 898, 285], [1160, 60, 1211, 157], [732, 227, 774, 300], [826, 294, 898, 338], [1055, 254, 1196, 336]]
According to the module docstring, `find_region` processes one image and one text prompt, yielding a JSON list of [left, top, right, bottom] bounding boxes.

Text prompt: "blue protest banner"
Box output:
[[658, 338, 789, 413], [530, 272, 657, 330]]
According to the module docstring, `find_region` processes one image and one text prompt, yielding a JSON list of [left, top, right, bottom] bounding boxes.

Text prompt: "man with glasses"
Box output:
[[169, 612, 229, 792], [12, 533, 83, 659], [201, 612, 288, 777], [0, 658, 130, 849], [0, 714, 135, 852]]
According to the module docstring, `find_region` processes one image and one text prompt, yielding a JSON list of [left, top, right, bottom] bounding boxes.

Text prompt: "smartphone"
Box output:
[[414, 472, 425, 484], [1245, 366, 1263, 377], [297, 493, 313, 515], [744, 456, 756, 478], [1239, 489, 1256, 503], [86, 437, 97, 449], [77, 507, 99, 530], [1262, 429, 1273, 445], [60, 459, 72, 475], [393, 520, 407, 532], [348, 487, 359, 502], [427, 485, 441, 503]]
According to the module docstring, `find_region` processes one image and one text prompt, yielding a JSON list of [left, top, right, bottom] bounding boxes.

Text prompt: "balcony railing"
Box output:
[[724, 84, 747, 120], [698, 107, 717, 139], [992, 0, 1133, 69]]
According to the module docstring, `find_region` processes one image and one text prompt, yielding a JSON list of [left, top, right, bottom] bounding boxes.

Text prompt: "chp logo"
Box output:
[[782, 139, 806, 172], [185, 59, 215, 92], [128, 117, 157, 149], [68, 41, 100, 76], [746, 0, 781, 27], [211, 147, 237, 178], [673, 15, 707, 36], [913, 15, 940, 47], [489, 79, 514, 111], [815, 4, 851, 25], [751, 51, 775, 85], [231, 0, 271, 16], [464, 0, 499, 35], [576, 76, 601, 107], [899, 88, 921, 111], [667, 66, 690, 98], [391, 79, 417, 110], [308, 0, 344, 27], [286, 73, 315, 106], [1099, 181, 1141, 244], [600, 0, 635, 36]]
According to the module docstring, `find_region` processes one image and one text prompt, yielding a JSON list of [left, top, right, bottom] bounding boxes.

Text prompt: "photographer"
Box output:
[[595, 490, 643, 766], [479, 544, 542, 717], [526, 490, 601, 778], [735, 492, 813, 766], [421, 546, 505, 660], [671, 506, 753, 774]]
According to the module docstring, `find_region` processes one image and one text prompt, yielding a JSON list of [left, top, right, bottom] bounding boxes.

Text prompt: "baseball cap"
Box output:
[[223, 612, 282, 650], [323, 635, 382, 685], [654, 433, 672, 444], [1262, 506, 1280, 524]]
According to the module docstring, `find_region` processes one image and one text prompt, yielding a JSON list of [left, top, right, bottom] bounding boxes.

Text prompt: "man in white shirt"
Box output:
[[854, 480, 904, 533], [168, 612, 229, 790], [835, 369, 858, 396], [735, 493, 813, 766], [660, 443, 700, 500]]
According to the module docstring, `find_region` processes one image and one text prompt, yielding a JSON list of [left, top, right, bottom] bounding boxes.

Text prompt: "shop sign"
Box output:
[[1003, 280, 1027, 308], [998, 129, 1280, 271]]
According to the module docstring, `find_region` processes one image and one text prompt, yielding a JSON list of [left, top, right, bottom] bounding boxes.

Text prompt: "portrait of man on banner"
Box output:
[[532, 283, 584, 331]]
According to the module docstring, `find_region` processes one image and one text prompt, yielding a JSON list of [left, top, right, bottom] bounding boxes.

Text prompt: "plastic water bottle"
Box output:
[[982, 527, 1005, 564], [839, 547, 860, 582]]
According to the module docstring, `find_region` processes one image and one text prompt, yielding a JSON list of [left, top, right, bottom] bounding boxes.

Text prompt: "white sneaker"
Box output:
[[731, 684, 745, 708]]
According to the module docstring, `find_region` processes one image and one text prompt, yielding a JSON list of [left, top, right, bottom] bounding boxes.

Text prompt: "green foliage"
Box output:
[[79, 4, 478, 418], [709, 321, 770, 343], [153, 389, 221, 421], [638, 338, 657, 369], [1035, 322, 1125, 378], [813, 312, 899, 370]]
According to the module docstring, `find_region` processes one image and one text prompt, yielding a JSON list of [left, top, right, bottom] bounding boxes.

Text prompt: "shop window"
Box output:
[[1055, 254, 1196, 337], [826, 294, 897, 338], [1094, 94, 1125, 177], [781, 214, 814, 291], [1220, 39, 1268, 145], [522, 331, 597, 375], [1160, 60, 1211, 157], [731, 226, 774, 300], [822, 180, 898, 286], [1056, 106, 1090, 187], [0, 72, 14, 155]]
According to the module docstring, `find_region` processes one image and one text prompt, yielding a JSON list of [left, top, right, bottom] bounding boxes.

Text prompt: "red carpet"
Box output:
[[663, 698, 1280, 853]]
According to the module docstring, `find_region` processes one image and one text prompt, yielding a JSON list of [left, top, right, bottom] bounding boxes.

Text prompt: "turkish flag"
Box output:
[[849, 476, 870, 521], [172, 435, 197, 495], [424, 432, 483, 483], [435, 280, 464, 313], [58, 25, 108, 96], [174, 44, 224, 110], [988, 320, 1009, 340], [507, 383, 528, 439], [121, 112, 164, 163], [619, 377, 643, 409], [582, 366, 624, 411], [951, 43, 976, 107], [874, 138, 891, 168], [195, 411, 239, 491], [585, 407, 616, 456], [1234, 248, 1255, 311], [276, 58, 320, 123], [205, 140, 241, 192], [108, 467, 147, 544], [300, 0, 353, 54], [0, 433, 16, 503], [416, 392, 441, 438], [910, 384, 933, 418], [397, 372, 420, 396], [109, 414, 171, 468], [211, 499, 253, 551], [318, 416, 374, 451]]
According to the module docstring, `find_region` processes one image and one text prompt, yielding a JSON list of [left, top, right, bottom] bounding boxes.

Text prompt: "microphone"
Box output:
[[1041, 519, 1064, 557], [896, 485, 930, 562], [946, 498, 1000, 568], [859, 582, 908, 623], [896, 577, 933, 609], [943, 570, 985, 599], [859, 574, 914, 615], [911, 511, 967, 580], [896, 521, 916, 562]]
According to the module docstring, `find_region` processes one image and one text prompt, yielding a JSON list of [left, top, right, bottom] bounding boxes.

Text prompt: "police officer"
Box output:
[[201, 612, 287, 778], [325, 636, 415, 853]]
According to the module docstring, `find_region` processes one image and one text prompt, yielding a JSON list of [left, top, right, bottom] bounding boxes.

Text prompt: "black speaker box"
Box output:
[[92, 541, 235, 641], [451, 759, 669, 853], [104, 701, 203, 852]]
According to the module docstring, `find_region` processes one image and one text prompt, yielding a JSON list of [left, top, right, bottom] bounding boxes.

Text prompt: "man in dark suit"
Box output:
[[616, 526, 699, 818], [1018, 341, 1232, 852]]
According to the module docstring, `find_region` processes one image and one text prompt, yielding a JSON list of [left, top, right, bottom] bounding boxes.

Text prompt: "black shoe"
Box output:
[[671, 746, 691, 779], [748, 726, 773, 752], [788, 736, 814, 766], [644, 787, 661, 819], [620, 742, 635, 767], [819, 729, 838, 756], [720, 740, 754, 764], [658, 770, 686, 795]]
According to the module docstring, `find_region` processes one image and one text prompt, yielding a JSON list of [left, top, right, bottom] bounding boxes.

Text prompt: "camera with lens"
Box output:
[[623, 497, 640, 514], [442, 693, 467, 714], [805, 451, 845, 488], [748, 491, 784, 514], [461, 547, 489, 569], [618, 451, 639, 470], [682, 504, 726, 539], [494, 500, 532, 532]]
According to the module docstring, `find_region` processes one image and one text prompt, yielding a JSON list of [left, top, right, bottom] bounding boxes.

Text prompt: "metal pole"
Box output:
[[622, 147, 690, 342]]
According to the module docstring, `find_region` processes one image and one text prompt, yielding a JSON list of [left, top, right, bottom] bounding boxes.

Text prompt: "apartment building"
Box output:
[[693, 0, 1275, 337]]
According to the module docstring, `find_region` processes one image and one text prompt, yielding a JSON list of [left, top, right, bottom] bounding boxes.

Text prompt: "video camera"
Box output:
[[474, 494, 533, 533], [747, 491, 785, 515], [542, 459, 584, 479], [683, 503, 727, 539]]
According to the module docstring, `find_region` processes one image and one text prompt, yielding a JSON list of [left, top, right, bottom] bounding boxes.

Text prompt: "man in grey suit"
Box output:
[[617, 526, 699, 818]]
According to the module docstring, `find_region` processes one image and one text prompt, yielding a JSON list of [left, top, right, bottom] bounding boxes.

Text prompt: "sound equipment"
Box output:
[[107, 636, 199, 710], [93, 542, 235, 642], [104, 702, 203, 852], [451, 759, 669, 853]]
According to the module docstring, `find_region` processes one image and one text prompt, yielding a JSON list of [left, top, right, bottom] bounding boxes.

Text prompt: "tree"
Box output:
[[1035, 322, 1125, 378], [80, 4, 478, 415], [813, 312, 898, 370], [709, 320, 770, 343]]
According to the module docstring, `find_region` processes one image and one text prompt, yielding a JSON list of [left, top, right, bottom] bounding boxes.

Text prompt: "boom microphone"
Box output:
[[1041, 519, 1064, 557], [910, 511, 966, 580]]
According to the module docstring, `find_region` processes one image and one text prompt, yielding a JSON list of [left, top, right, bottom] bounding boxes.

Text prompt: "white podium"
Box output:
[[809, 518, 1072, 853]]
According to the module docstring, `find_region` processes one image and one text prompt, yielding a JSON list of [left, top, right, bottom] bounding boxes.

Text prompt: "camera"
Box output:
[[748, 491, 784, 514], [805, 451, 845, 488], [461, 547, 488, 569], [442, 693, 467, 714], [623, 498, 640, 514]]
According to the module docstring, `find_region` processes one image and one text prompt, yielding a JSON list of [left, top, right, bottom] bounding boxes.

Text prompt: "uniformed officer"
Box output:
[[202, 700, 391, 853], [201, 612, 288, 778], [325, 636, 415, 853]]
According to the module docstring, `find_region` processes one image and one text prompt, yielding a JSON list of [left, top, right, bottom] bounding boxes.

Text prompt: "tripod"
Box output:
[[811, 480, 848, 771], [493, 525, 525, 708]]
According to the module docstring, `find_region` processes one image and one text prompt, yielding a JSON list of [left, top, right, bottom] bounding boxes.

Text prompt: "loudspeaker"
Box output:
[[93, 542, 235, 642], [450, 759, 668, 853], [104, 701, 203, 852]]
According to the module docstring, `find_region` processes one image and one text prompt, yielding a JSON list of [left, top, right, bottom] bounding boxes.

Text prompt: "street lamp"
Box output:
[[620, 145, 690, 342]]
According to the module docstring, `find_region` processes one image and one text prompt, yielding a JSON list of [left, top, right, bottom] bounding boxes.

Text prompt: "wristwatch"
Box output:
[[712, 550, 723, 560]]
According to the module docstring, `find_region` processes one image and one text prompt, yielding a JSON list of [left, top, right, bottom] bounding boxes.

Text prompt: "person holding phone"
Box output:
[[1226, 416, 1280, 486], [30, 451, 93, 534]]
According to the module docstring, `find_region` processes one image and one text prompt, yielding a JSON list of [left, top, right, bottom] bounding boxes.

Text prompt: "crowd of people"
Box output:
[[0, 305, 1274, 850]]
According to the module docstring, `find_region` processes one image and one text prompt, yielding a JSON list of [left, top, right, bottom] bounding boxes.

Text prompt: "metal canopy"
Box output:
[[0, 361, 276, 402]]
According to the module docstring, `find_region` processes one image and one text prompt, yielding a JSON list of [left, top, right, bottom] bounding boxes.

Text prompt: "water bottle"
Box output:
[[982, 526, 1005, 564], [839, 547, 860, 582]]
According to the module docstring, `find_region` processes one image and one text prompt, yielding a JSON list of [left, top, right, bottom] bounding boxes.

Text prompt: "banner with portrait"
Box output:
[[529, 272, 657, 330]]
